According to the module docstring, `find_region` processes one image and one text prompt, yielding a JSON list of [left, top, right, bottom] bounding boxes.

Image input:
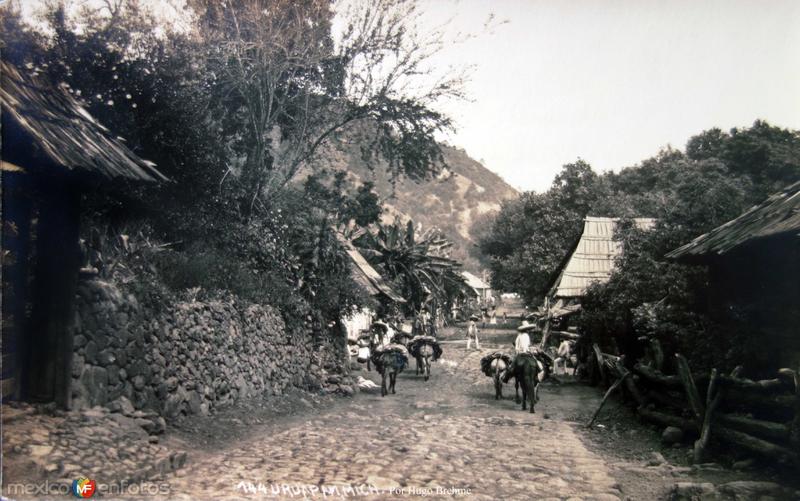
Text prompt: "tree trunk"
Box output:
[[694, 368, 720, 463], [714, 426, 798, 465], [633, 363, 684, 389], [716, 414, 790, 442], [593, 343, 607, 387], [637, 406, 700, 434]]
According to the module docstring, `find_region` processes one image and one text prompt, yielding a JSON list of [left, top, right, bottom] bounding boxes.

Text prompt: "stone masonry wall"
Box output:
[[70, 279, 354, 418]]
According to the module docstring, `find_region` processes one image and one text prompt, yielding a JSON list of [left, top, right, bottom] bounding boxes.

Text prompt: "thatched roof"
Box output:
[[666, 181, 800, 261], [461, 271, 490, 292], [550, 216, 656, 298], [0, 61, 166, 182], [336, 233, 405, 303]]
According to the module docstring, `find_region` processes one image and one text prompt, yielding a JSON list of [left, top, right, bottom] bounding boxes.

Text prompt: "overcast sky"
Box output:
[[415, 0, 800, 193]]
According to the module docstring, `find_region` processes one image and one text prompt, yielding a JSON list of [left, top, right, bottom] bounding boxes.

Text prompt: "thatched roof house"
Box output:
[[666, 182, 800, 371], [1, 61, 165, 408], [666, 180, 800, 261], [461, 271, 492, 301], [549, 216, 656, 299]]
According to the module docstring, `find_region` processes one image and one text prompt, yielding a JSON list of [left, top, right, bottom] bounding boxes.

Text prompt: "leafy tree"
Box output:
[[1, 0, 468, 327], [189, 0, 464, 213], [303, 171, 383, 227]]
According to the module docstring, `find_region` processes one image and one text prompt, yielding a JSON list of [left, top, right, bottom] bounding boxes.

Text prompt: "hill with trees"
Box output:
[[301, 132, 519, 272]]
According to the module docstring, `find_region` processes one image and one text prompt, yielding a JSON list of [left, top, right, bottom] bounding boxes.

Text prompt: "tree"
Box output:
[[478, 121, 800, 312], [2, 0, 468, 328], [190, 0, 465, 214]]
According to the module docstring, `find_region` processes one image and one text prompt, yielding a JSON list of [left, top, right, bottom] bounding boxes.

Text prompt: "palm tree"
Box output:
[[356, 219, 468, 318]]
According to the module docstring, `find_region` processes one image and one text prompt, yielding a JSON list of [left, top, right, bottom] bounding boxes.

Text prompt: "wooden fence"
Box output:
[[587, 343, 800, 466]]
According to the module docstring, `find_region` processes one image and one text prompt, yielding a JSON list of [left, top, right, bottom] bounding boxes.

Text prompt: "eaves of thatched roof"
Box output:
[[335, 233, 405, 303], [1, 61, 166, 183], [666, 181, 800, 261]]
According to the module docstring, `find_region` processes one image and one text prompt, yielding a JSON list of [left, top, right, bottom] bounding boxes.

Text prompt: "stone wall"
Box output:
[[70, 279, 354, 418]]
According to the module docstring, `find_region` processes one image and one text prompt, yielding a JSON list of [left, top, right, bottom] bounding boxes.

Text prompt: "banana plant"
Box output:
[[356, 219, 469, 314]]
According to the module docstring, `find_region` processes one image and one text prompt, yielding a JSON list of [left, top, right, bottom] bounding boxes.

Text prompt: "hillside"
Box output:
[[302, 136, 519, 272]]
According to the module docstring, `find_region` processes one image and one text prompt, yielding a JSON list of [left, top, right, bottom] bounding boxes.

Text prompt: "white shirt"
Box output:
[[515, 333, 531, 354]]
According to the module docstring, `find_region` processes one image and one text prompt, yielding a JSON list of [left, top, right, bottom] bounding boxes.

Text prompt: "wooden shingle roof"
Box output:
[[551, 216, 656, 298], [1, 61, 166, 182], [666, 181, 800, 261]]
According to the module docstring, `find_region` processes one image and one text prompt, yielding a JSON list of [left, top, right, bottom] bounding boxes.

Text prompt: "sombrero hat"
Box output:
[[371, 321, 389, 332], [469, 314, 480, 321], [517, 322, 540, 333]]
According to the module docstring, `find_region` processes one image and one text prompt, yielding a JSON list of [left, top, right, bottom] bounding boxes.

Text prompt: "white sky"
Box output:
[[18, 0, 800, 193], [415, 0, 800, 192]]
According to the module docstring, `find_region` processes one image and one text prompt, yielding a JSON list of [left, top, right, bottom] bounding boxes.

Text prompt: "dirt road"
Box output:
[[147, 327, 676, 500]]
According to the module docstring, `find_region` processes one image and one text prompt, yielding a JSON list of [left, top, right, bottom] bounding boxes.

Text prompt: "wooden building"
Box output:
[[461, 271, 492, 304], [666, 181, 800, 372], [1, 61, 165, 408], [542, 216, 655, 332]]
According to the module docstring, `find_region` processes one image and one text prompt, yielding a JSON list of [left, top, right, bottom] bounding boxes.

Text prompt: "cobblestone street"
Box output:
[[148, 329, 635, 501]]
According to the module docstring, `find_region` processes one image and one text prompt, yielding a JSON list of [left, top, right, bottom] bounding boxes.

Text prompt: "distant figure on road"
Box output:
[[466, 315, 481, 351]]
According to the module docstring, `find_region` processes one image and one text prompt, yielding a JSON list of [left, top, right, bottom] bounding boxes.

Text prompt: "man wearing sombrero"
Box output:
[[515, 319, 539, 354], [466, 314, 481, 351]]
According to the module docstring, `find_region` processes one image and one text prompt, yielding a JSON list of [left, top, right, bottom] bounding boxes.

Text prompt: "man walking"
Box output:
[[466, 315, 481, 351]]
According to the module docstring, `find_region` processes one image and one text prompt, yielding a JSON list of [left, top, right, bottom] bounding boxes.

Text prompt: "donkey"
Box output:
[[490, 357, 509, 399], [415, 343, 435, 381], [373, 348, 408, 397], [480, 352, 512, 400], [503, 353, 540, 413], [408, 336, 442, 381]]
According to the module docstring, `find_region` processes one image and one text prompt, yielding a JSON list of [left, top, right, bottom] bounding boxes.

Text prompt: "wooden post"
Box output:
[[587, 373, 630, 427], [593, 344, 606, 386], [788, 368, 800, 451], [25, 181, 80, 409], [539, 299, 551, 349], [676, 353, 704, 423], [693, 368, 720, 463], [650, 338, 664, 372]]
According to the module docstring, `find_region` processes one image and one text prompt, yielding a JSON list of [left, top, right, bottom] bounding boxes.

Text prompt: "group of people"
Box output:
[[468, 315, 575, 376]]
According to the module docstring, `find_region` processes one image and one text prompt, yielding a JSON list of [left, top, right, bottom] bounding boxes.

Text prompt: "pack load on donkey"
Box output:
[[480, 352, 512, 377], [370, 343, 409, 396], [407, 335, 442, 381], [481, 352, 513, 400], [408, 336, 443, 360]]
